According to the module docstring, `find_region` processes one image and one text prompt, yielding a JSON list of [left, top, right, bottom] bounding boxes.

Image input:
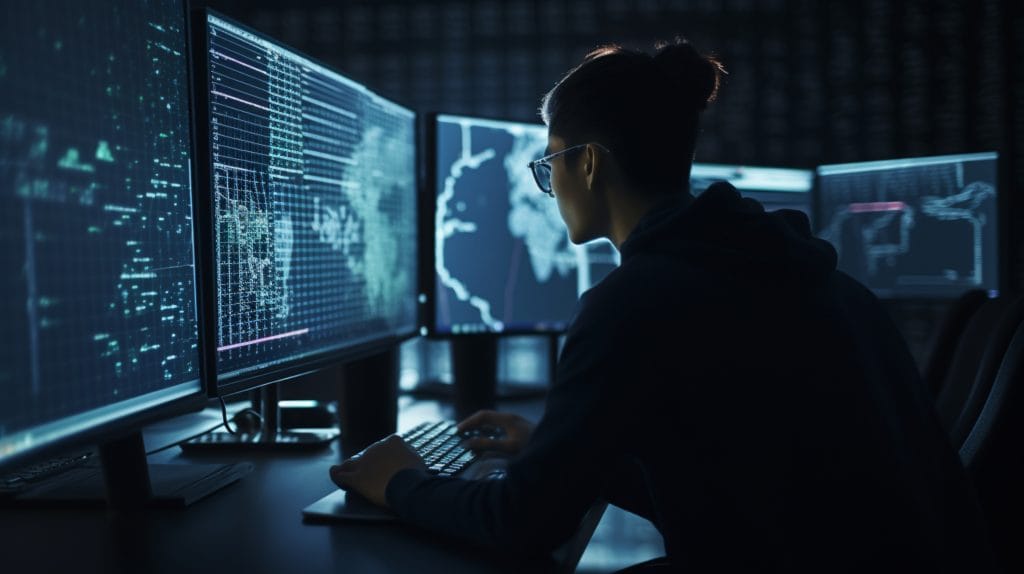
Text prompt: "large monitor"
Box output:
[[0, 0, 249, 505], [815, 152, 999, 298], [428, 114, 619, 336], [0, 0, 202, 469], [690, 163, 814, 219], [199, 13, 419, 397]]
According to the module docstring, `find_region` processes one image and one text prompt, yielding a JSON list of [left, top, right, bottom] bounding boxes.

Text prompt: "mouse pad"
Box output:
[[302, 489, 397, 523], [301, 457, 509, 523]]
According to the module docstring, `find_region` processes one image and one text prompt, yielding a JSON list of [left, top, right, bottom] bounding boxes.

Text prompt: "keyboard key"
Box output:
[[401, 420, 478, 477]]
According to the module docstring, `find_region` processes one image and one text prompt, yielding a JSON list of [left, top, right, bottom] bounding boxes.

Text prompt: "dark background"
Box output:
[[199, 0, 1024, 362]]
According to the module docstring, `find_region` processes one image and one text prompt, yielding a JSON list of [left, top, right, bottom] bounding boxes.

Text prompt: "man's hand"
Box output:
[[457, 410, 535, 455], [329, 434, 427, 508]]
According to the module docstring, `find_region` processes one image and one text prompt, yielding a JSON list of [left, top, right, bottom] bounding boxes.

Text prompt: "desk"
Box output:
[[0, 405, 570, 574]]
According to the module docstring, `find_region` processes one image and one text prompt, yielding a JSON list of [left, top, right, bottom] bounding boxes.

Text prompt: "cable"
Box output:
[[146, 399, 240, 455], [149, 398, 265, 455], [218, 396, 263, 435], [220, 396, 238, 435]]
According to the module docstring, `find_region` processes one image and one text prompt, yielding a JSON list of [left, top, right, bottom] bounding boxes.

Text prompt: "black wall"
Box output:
[[198, 0, 1024, 362]]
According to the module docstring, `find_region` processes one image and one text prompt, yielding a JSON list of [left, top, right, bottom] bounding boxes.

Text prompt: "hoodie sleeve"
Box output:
[[385, 289, 633, 554]]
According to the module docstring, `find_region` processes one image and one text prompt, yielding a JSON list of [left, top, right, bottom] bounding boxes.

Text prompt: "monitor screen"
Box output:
[[816, 152, 999, 298], [432, 115, 620, 335], [690, 163, 814, 218], [206, 14, 418, 386], [0, 0, 201, 465]]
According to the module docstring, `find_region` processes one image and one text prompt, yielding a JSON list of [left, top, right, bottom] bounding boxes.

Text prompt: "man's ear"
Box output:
[[585, 144, 599, 191]]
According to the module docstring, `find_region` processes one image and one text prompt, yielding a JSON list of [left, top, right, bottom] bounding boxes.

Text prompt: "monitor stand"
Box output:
[[406, 335, 558, 417], [10, 431, 253, 509], [337, 347, 400, 458], [454, 335, 558, 420], [179, 384, 339, 452]]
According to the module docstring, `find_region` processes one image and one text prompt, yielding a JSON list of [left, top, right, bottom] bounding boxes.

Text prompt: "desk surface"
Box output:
[[0, 403, 566, 574]]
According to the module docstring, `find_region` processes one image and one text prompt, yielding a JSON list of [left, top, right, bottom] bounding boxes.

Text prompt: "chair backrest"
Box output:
[[920, 289, 990, 397], [960, 314, 1024, 574], [947, 295, 1024, 449], [933, 296, 1022, 438]]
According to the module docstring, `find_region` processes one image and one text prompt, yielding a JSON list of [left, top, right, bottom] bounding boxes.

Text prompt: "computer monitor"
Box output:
[[815, 152, 999, 298], [421, 114, 620, 415], [0, 0, 248, 505], [183, 13, 418, 449], [690, 163, 814, 219], [427, 114, 620, 336]]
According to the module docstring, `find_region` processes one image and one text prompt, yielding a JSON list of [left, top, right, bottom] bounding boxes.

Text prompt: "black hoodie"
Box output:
[[387, 182, 995, 572]]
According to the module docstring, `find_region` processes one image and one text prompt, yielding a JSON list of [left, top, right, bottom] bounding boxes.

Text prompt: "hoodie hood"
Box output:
[[619, 181, 838, 283]]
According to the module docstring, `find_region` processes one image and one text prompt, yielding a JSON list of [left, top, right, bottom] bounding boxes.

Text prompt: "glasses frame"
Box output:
[[528, 142, 611, 197]]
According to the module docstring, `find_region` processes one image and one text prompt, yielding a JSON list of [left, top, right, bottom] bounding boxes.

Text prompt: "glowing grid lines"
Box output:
[[0, 0, 200, 453], [208, 14, 417, 383]]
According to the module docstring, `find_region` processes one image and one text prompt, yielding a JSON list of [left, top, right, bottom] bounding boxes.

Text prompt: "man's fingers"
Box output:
[[330, 465, 356, 488]]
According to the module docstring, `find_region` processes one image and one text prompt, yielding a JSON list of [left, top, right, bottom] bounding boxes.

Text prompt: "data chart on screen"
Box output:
[[433, 115, 620, 334], [207, 15, 418, 381], [816, 152, 998, 298], [0, 0, 201, 456]]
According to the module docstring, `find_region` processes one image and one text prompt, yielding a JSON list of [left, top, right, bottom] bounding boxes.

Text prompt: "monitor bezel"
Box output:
[[812, 151, 1001, 301], [996, 147, 1012, 297], [0, 0, 208, 474], [691, 161, 815, 226], [689, 162, 815, 196], [193, 9, 420, 398]]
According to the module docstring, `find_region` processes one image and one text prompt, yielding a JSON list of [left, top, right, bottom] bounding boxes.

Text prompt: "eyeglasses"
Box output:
[[528, 143, 611, 197]]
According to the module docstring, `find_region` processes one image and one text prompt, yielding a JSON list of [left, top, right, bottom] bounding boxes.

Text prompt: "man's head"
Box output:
[[535, 39, 725, 243]]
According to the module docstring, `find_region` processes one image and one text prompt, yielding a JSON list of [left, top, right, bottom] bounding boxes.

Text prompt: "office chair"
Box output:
[[920, 289, 989, 398], [960, 312, 1024, 574], [933, 295, 1023, 442], [945, 294, 1024, 450]]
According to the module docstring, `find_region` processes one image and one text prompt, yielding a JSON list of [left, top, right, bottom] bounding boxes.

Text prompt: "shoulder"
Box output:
[[576, 250, 714, 324], [563, 251, 719, 365]]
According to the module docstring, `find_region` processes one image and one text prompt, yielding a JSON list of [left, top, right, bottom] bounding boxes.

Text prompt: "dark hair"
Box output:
[[540, 38, 725, 195]]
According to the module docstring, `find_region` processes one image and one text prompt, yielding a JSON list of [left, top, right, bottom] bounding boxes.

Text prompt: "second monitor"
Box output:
[[690, 163, 814, 218], [429, 114, 620, 336], [423, 114, 621, 413], [185, 12, 419, 449], [815, 152, 999, 299]]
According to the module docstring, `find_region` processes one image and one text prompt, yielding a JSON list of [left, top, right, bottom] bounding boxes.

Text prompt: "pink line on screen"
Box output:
[[211, 90, 271, 112], [847, 201, 908, 213], [218, 328, 310, 352], [210, 50, 267, 76]]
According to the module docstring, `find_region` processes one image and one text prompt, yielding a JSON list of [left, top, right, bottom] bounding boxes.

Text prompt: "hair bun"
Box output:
[[653, 38, 725, 111]]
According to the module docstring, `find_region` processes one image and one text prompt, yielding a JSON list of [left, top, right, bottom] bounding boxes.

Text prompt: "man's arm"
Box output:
[[384, 292, 637, 554]]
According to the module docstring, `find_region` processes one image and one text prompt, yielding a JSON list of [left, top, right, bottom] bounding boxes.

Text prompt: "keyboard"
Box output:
[[402, 421, 479, 477], [303, 420, 506, 522], [0, 451, 94, 499]]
